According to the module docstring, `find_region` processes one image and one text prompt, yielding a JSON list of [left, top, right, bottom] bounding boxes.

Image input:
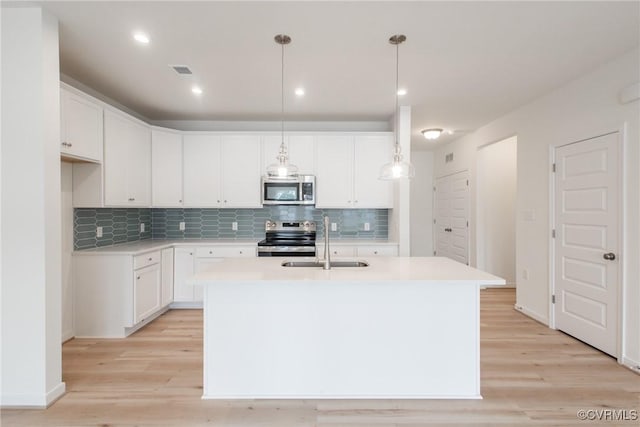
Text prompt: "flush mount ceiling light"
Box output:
[[133, 31, 150, 44], [422, 128, 443, 140], [397, 88, 407, 96], [380, 34, 415, 180], [266, 34, 299, 179], [191, 85, 203, 95], [295, 87, 305, 96]]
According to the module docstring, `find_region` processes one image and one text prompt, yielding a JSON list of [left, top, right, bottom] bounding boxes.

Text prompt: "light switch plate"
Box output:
[[331, 222, 337, 232], [140, 223, 145, 233], [364, 222, 370, 231], [179, 221, 186, 231], [232, 222, 238, 231], [96, 226, 103, 238]]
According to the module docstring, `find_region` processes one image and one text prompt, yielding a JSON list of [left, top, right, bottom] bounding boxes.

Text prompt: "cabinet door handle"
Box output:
[[67, 143, 73, 147], [239, 251, 243, 254], [128, 198, 135, 201], [148, 257, 153, 261], [374, 251, 378, 254], [179, 199, 182, 203], [209, 251, 213, 254], [224, 200, 227, 203], [603, 252, 616, 260], [217, 200, 220, 203], [347, 200, 351, 203], [136, 276, 141, 280]]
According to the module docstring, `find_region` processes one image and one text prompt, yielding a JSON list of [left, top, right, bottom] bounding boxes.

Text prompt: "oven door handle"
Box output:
[[258, 246, 316, 252]]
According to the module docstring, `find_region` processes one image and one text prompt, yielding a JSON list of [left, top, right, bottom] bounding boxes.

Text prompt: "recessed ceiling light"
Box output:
[[295, 87, 305, 96], [421, 128, 443, 140], [133, 32, 150, 44], [192, 86, 203, 95], [397, 88, 407, 96]]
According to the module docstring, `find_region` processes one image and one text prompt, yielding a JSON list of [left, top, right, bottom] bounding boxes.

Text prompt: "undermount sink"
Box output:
[[281, 260, 369, 268]]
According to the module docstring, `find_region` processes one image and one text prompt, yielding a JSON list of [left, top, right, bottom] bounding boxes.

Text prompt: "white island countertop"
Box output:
[[193, 256, 505, 285]]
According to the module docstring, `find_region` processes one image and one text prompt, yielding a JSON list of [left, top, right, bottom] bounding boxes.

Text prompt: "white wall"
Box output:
[[410, 150, 434, 256], [433, 48, 640, 369], [61, 162, 74, 342], [1, 7, 65, 406], [476, 137, 517, 284]]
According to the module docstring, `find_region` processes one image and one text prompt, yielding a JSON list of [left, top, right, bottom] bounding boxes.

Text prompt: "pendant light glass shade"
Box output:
[[266, 34, 299, 179], [379, 146, 416, 180], [266, 143, 299, 178], [379, 34, 414, 180]]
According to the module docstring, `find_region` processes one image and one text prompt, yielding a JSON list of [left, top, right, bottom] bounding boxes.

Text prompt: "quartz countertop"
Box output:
[[73, 238, 399, 256], [72, 239, 260, 255], [192, 256, 505, 285]]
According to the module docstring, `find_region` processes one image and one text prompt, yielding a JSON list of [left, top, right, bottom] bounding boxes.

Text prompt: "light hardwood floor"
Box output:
[[2, 288, 638, 426]]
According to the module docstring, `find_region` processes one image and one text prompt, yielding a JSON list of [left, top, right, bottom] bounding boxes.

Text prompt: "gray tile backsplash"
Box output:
[[74, 208, 152, 250], [74, 207, 388, 250]]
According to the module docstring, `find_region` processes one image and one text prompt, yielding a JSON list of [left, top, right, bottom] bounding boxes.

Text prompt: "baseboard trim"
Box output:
[[620, 356, 640, 373], [170, 301, 203, 309], [514, 303, 549, 326], [1, 381, 66, 408]]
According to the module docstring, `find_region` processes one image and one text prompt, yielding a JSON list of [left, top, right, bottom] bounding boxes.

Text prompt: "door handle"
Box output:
[[603, 252, 616, 261], [445, 228, 452, 232]]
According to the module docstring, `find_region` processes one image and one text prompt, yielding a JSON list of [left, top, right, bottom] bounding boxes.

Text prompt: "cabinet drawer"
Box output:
[[134, 250, 161, 270], [323, 246, 356, 257], [357, 246, 398, 257], [196, 246, 255, 258]]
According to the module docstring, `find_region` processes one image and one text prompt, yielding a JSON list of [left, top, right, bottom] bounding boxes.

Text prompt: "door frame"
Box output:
[[548, 124, 626, 361], [433, 169, 470, 264]]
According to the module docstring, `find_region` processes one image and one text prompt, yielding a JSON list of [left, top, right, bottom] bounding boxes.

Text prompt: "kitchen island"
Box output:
[[193, 256, 504, 399]]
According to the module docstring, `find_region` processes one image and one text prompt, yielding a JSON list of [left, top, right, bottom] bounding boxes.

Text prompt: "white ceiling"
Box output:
[[30, 1, 640, 149]]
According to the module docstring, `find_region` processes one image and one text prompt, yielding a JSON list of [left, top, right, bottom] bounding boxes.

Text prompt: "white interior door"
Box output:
[[435, 170, 469, 264], [554, 132, 619, 357]]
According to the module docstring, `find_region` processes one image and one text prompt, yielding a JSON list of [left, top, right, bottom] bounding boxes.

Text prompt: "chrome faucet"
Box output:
[[323, 215, 331, 270]]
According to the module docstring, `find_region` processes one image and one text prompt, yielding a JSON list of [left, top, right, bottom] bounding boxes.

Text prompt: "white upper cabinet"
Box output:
[[288, 135, 315, 175], [261, 134, 315, 176], [183, 134, 222, 207], [315, 135, 353, 208], [183, 134, 260, 208], [103, 110, 151, 207], [353, 135, 393, 208], [152, 128, 183, 207], [221, 135, 261, 207], [60, 86, 103, 162], [315, 134, 393, 208]]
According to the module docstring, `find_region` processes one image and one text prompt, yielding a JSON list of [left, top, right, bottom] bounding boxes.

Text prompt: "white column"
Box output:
[[1, 7, 65, 407]]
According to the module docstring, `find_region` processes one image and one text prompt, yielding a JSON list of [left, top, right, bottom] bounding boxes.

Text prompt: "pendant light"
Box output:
[[379, 34, 415, 180], [266, 34, 299, 179]]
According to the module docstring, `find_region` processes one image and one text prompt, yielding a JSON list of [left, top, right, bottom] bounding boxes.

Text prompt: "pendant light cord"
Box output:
[[281, 40, 285, 145], [395, 40, 400, 154]]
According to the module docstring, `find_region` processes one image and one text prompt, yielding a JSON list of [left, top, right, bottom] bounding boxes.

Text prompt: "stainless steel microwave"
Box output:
[[261, 175, 315, 206]]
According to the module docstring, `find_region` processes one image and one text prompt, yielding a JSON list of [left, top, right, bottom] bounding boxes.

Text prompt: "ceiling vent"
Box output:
[[170, 65, 193, 75]]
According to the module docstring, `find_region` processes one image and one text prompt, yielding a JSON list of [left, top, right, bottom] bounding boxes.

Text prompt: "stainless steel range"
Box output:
[[257, 220, 316, 257]]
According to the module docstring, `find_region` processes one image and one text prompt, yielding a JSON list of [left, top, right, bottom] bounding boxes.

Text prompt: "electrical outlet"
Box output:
[[364, 222, 370, 231], [331, 222, 337, 232], [96, 226, 103, 238], [522, 269, 529, 280], [179, 221, 186, 231], [232, 222, 238, 231], [140, 223, 145, 233]]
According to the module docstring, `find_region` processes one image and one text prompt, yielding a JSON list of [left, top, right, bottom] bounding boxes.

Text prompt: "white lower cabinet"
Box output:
[[173, 247, 197, 304], [173, 245, 256, 306], [134, 263, 161, 324], [316, 244, 398, 258], [74, 249, 168, 338], [161, 248, 174, 307]]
